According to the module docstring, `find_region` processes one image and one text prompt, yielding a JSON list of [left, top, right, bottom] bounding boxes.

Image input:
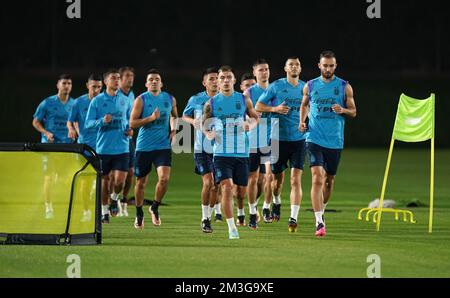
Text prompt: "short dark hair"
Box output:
[[320, 50, 336, 60], [202, 67, 218, 78], [240, 73, 256, 83], [286, 56, 299, 62], [58, 74, 72, 81], [218, 65, 234, 74], [103, 69, 119, 80], [88, 73, 103, 81], [253, 58, 268, 68], [119, 66, 135, 77], [147, 68, 160, 76]]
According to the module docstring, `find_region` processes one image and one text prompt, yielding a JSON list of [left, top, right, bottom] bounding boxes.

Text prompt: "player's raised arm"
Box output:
[[255, 87, 290, 115], [202, 100, 216, 140], [299, 83, 310, 132], [182, 111, 195, 126], [202, 100, 212, 125], [332, 83, 356, 118], [170, 96, 178, 132], [33, 101, 54, 142], [66, 121, 78, 140], [129, 96, 160, 129], [67, 102, 79, 140], [244, 95, 259, 131], [85, 99, 112, 129], [33, 118, 54, 142], [170, 96, 178, 142]]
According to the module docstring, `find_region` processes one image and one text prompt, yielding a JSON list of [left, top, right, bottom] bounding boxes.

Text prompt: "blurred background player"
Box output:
[[300, 50, 356, 237], [117, 66, 136, 217], [203, 65, 259, 239], [240, 73, 256, 92], [67, 73, 103, 222], [85, 69, 133, 224], [130, 69, 178, 229], [245, 59, 273, 225], [182, 67, 220, 233], [32, 74, 76, 219], [67, 74, 103, 149], [256, 57, 307, 233]]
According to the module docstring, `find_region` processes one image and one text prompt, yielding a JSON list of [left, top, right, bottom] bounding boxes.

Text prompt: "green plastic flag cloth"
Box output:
[[392, 93, 435, 142]]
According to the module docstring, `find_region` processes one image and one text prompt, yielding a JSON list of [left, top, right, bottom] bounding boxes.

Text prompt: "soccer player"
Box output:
[[256, 56, 306, 233], [203, 65, 259, 239], [85, 69, 133, 224], [67, 73, 103, 222], [130, 69, 178, 229], [33, 74, 76, 144], [245, 59, 273, 225], [67, 74, 103, 150], [299, 50, 357, 237], [240, 73, 256, 92], [117, 66, 136, 217], [182, 67, 219, 233], [32, 74, 76, 219]]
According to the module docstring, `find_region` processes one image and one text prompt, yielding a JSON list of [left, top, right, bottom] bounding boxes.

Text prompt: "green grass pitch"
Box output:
[[1, 148, 450, 277]]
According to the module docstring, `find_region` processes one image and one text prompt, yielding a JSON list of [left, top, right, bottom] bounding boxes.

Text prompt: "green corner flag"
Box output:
[[364, 93, 436, 233], [392, 93, 435, 142]]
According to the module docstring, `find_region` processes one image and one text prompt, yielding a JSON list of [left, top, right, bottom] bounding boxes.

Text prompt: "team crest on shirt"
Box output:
[[334, 87, 339, 96], [164, 102, 169, 108], [120, 100, 125, 106], [236, 102, 241, 110]]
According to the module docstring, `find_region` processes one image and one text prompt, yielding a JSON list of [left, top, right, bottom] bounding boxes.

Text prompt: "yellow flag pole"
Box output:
[[429, 137, 435, 233], [429, 93, 436, 233], [376, 138, 395, 232]]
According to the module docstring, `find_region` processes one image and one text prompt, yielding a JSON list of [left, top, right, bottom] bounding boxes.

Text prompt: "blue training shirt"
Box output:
[[118, 88, 135, 121], [306, 76, 348, 149], [209, 91, 249, 158], [257, 78, 306, 142], [85, 91, 131, 155], [183, 91, 214, 154], [136, 91, 174, 152], [247, 84, 270, 149], [68, 94, 97, 150], [33, 95, 76, 143]]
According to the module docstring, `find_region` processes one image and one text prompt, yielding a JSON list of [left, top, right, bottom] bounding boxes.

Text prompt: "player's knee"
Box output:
[[221, 182, 233, 194], [158, 176, 170, 186], [248, 176, 258, 186], [290, 177, 301, 188], [237, 193, 246, 201], [312, 175, 324, 187], [203, 178, 213, 190], [257, 178, 264, 188], [115, 176, 126, 186], [135, 179, 146, 190]]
